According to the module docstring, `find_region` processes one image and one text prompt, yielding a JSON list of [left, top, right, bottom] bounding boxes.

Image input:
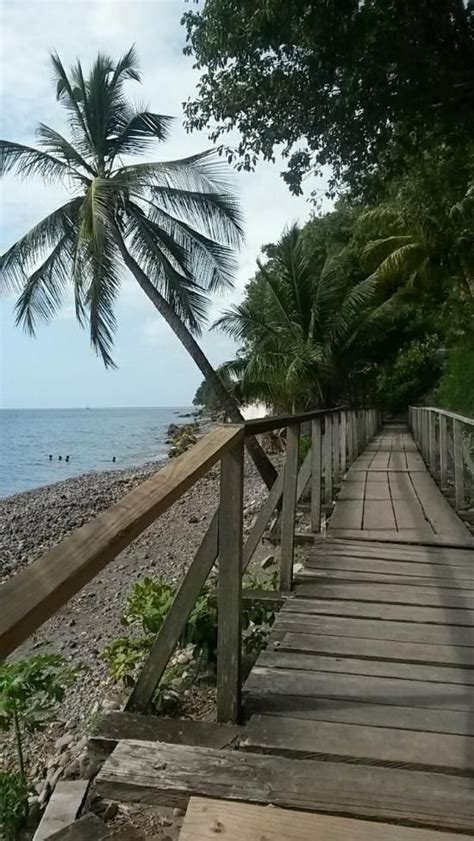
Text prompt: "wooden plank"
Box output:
[[243, 714, 474, 773], [338, 481, 365, 500], [244, 689, 472, 736], [217, 440, 244, 723], [280, 597, 474, 625], [362, 499, 396, 530], [410, 472, 471, 539], [311, 418, 322, 532], [327, 528, 472, 546], [440, 413, 448, 488], [246, 666, 471, 710], [297, 566, 474, 590], [454, 418, 465, 510], [34, 781, 90, 841], [292, 582, 474, 609], [243, 469, 283, 571], [258, 648, 474, 686], [279, 631, 474, 667], [47, 815, 108, 841], [0, 425, 243, 658], [126, 510, 219, 712], [179, 797, 472, 841], [275, 611, 474, 645], [340, 410, 347, 475], [329, 500, 363, 529], [244, 407, 342, 435], [333, 412, 341, 485], [305, 553, 474, 580], [89, 712, 242, 760], [323, 415, 333, 503], [95, 739, 474, 831], [310, 539, 474, 565], [364, 481, 390, 500], [280, 424, 300, 591], [392, 499, 432, 531]]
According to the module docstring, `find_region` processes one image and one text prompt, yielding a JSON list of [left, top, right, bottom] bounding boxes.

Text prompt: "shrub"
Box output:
[[0, 772, 29, 841]]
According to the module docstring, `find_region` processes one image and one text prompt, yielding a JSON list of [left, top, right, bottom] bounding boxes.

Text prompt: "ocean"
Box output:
[[0, 406, 193, 498]]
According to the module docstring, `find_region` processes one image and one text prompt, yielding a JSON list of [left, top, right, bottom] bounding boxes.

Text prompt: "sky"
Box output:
[[0, 0, 330, 409]]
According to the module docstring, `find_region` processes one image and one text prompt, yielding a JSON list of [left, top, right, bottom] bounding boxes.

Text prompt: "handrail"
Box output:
[[409, 405, 473, 512], [0, 425, 242, 659], [413, 406, 474, 428], [243, 406, 343, 435], [1, 406, 380, 721]]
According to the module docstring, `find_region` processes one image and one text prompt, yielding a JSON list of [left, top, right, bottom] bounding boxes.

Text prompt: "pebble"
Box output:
[[55, 732, 74, 751]]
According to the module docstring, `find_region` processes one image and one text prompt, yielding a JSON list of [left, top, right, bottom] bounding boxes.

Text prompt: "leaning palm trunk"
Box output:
[[115, 231, 277, 487]]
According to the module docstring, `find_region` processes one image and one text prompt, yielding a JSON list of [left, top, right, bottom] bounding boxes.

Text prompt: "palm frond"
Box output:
[[109, 111, 174, 161], [148, 185, 243, 247], [14, 233, 73, 334], [0, 140, 75, 182], [50, 52, 93, 155], [362, 235, 415, 272], [1, 198, 82, 293], [36, 124, 95, 177], [116, 149, 240, 197], [370, 241, 426, 287], [213, 301, 279, 341], [110, 45, 141, 87]]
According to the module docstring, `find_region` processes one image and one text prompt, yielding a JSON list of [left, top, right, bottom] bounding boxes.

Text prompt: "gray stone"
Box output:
[[55, 733, 74, 752], [260, 553, 275, 569]]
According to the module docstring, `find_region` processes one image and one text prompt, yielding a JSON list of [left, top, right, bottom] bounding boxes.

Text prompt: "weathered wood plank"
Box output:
[[46, 815, 108, 841], [311, 418, 322, 532], [275, 611, 474, 646], [88, 712, 243, 760], [33, 781, 90, 841], [362, 499, 396, 530], [305, 552, 474, 580], [245, 666, 471, 710], [297, 566, 474, 590], [217, 440, 244, 723], [454, 418, 466, 510], [278, 631, 474, 667], [258, 648, 474, 685], [329, 500, 363, 529], [280, 596, 474, 625], [280, 424, 300, 591], [126, 511, 219, 712], [310, 538, 474, 565], [243, 714, 474, 773], [95, 740, 474, 831], [179, 797, 471, 841], [243, 469, 283, 571], [244, 690, 472, 735], [327, 528, 472, 546], [292, 582, 474, 609], [0, 425, 243, 658]]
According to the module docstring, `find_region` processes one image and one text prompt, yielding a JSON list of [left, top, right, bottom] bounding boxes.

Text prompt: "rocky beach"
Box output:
[[0, 430, 279, 800]]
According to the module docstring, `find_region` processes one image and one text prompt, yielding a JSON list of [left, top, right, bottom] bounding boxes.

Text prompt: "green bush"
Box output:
[[0, 772, 28, 841], [102, 572, 277, 702], [437, 338, 474, 416]]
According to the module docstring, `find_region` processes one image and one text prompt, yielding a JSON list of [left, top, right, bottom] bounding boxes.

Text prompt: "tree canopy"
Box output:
[[183, 1, 474, 196]]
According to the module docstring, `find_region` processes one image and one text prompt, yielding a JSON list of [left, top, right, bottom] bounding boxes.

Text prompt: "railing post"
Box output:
[[333, 412, 341, 486], [351, 411, 358, 459], [217, 438, 244, 723], [280, 424, 300, 592], [428, 410, 436, 475], [439, 412, 448, 489], [311, 418, 322, 533], [453, 419, 465, 511], [323, 414, 333, 503], [340, 410, 347, 475]]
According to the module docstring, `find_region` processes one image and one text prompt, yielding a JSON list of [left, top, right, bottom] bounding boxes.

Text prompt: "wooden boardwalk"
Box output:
[[242, 424, 474, 834], [93, 422, 474, 838]]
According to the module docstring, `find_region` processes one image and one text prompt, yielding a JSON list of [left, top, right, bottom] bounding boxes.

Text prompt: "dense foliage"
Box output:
[[183, 1, 474, 196]]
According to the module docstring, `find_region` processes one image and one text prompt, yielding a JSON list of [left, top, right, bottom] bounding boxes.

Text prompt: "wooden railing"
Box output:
[[409, 406, 474, 511], [0, 406, 379, 722]]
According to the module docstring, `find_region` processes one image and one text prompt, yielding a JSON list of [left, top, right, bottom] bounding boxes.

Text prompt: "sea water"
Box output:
[[0, 406, 193, 497]]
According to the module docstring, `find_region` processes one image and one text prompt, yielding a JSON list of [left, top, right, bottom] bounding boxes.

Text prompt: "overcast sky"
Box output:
[[0, 0, 330, 409]]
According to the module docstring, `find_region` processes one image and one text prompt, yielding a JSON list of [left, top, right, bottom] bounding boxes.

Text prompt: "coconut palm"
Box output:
[[215, 224, 379, 412], [0, 48, 276, 486]]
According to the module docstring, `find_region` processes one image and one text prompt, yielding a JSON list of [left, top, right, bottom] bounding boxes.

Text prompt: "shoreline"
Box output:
[[1, 440, 275, 778]]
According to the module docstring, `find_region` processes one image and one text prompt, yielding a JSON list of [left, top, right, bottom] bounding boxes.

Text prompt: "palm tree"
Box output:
[[214, 224, 378, 411], [0, 48, 276, 486]]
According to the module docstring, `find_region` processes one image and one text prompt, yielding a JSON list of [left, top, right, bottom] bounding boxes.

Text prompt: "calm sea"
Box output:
[[0, 407, 193, 498]]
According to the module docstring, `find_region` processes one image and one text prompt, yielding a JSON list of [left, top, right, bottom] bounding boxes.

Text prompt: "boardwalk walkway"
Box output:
[[242, 423, 474, 835], [95, 422, 474, 838]]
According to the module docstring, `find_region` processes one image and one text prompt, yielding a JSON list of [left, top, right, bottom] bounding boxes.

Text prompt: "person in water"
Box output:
[[58, 455, 62, 461], [65, 455, 70, 462], [49, 454, 52, 460], [112, 456, 116, 463]]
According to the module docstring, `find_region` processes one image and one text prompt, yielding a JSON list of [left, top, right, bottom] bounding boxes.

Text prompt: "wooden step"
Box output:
[[95, 740, 474, 833], [242, 714, 474, 774], [88, 711, 243, 761], [179, 797, 472, 841]]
